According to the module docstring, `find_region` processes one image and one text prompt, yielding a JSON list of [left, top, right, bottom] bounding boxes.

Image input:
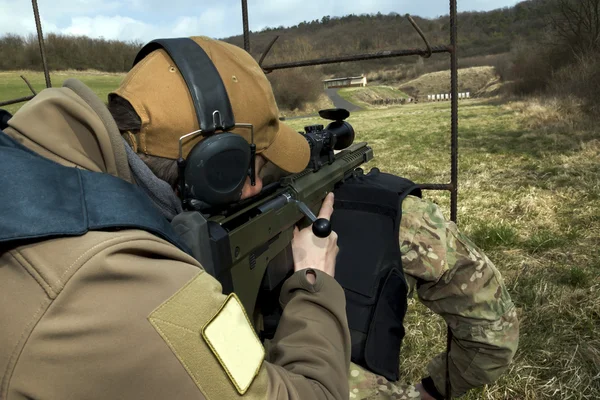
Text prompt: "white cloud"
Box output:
[[172, 7, 232, 39], [60, 15, 160, 41]]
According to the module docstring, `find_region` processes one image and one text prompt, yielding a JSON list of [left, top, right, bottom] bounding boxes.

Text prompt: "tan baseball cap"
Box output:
[[110, 36, 310, 173]]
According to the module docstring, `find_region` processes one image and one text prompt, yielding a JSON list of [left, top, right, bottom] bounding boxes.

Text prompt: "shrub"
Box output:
[[549, 53, 600, 117], [267, 68, 323, 111]]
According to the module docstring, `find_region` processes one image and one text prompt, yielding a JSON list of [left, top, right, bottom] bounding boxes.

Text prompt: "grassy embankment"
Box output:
[[0, 70, 124, 114], [337, 85, 410, 108], [334, 67, 500, 110], [3, 70, 599, 399], [397, 66, 500, 98]]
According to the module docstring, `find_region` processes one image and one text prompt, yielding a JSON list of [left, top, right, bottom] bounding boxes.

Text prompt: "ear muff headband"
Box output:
[[133, 38, 256, 209], [133, 38, 235, 134]]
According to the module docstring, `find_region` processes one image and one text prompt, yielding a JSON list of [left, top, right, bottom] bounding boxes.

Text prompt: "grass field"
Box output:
[[399, 66, 498, 99], [0, 70, 124, 114], [2, 71, 599, 398], [287, 99, 600, 399]]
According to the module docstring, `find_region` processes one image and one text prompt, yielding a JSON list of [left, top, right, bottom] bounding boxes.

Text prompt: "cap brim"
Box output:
[[260, 122, 310, 173]]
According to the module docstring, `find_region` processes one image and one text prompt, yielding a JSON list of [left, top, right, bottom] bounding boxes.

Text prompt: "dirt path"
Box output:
[[325, 88, 361, 112]]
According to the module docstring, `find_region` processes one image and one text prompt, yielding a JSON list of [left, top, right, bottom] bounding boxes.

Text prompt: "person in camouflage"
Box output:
[[347, 195, 519, 399]]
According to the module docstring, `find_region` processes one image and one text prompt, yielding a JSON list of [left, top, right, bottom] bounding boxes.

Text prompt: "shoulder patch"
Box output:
[[202, 293, 265, 394], [148, 271, 267, 399]]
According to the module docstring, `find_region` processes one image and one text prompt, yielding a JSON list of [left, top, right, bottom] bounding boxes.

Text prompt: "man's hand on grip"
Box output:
[[292, 192, 338, 282]]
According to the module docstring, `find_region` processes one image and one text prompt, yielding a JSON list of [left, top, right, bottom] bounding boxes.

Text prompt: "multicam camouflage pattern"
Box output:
[[348, 362, 424, 399], [349, 195, 519, 399]]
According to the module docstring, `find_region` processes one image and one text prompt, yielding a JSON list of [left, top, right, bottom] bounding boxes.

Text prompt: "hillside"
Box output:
[[398, 66, 499, 98], [338, 85, 409, 108], [1, 0, 554, 76], [226, 0, 554, 77]]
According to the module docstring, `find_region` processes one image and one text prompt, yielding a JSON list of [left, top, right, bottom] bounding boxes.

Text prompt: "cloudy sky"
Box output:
[[1, 0, 522, 43]]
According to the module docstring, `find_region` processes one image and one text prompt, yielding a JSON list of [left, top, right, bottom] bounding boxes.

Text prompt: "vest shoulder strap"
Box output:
[[0, 130, 190, 254]]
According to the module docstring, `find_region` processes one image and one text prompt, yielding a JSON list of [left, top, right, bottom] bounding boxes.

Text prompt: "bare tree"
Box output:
[[551, 0, 600, 56]]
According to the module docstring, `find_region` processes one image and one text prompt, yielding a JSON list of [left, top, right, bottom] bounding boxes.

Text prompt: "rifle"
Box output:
[[171, 108, 372, 326]]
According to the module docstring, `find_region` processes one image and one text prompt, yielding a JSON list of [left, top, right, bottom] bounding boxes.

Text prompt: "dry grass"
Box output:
[[337, 85, 409, 108], [286, 97, 600, 399]]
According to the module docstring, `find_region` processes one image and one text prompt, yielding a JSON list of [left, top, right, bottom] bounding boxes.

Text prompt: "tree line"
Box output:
[[500, 0, 600, 116], [1, 0, 597, 114], [1, 0, 550, 74], [0, 33, 142, 72]]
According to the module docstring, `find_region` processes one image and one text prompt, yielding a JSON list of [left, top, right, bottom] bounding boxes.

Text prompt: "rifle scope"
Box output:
[[301, 108, 355, 171]]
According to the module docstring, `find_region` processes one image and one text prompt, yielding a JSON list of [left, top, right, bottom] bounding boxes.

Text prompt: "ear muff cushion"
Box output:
[[185, 133, 251, 206]]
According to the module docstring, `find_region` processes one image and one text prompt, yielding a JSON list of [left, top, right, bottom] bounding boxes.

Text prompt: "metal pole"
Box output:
[[446, 5, 458, 400], [0, 96, 36, 107], [241, 0, 250, 52], [32, 0, 51, 88], [450, 0, 458, 224], [261, 46, 450, 72]]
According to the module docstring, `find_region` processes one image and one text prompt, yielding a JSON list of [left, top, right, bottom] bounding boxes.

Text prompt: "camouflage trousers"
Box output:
[[348, 362, 423, 400]]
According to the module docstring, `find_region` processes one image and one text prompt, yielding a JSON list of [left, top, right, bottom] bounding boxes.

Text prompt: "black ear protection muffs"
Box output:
[[132, 38, 256, 210]]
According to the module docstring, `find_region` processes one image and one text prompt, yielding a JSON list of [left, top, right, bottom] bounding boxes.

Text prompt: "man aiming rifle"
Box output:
[[0, 36, 518, 399]]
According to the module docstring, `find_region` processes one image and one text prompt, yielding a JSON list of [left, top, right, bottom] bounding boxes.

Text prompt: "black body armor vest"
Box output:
[[331, 167, 421, 381]]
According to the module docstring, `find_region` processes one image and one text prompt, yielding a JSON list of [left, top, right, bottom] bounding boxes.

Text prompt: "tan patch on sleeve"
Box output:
[[202, 294, 265, 394], [148, 271, 267, 399]]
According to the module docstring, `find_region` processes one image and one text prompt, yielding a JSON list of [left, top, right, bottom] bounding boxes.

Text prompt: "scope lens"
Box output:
[[326, 121, 355, 150]]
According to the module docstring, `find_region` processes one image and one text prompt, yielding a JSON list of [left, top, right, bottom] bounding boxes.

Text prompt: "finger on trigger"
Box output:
[[317, 192, 335, 220]]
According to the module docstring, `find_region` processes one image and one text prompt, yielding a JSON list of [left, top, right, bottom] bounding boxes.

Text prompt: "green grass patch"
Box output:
[[1, 70, 124, 114], [468, 221, 519, 249], [523, 229, 572, 254], [559, 267, 589, 288]]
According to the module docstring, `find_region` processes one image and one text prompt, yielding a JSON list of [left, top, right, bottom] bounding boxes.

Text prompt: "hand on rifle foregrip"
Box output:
[[291, 192, 339, 282]]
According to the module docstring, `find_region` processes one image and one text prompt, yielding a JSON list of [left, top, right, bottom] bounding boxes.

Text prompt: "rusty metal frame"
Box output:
[[241, 1, 459, 398]]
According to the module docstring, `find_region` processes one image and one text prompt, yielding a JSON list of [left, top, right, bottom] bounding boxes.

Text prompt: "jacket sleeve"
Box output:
[[399, 196, 519, 398], [264, 268, 352, 399], [8, 232, 351, 400]]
